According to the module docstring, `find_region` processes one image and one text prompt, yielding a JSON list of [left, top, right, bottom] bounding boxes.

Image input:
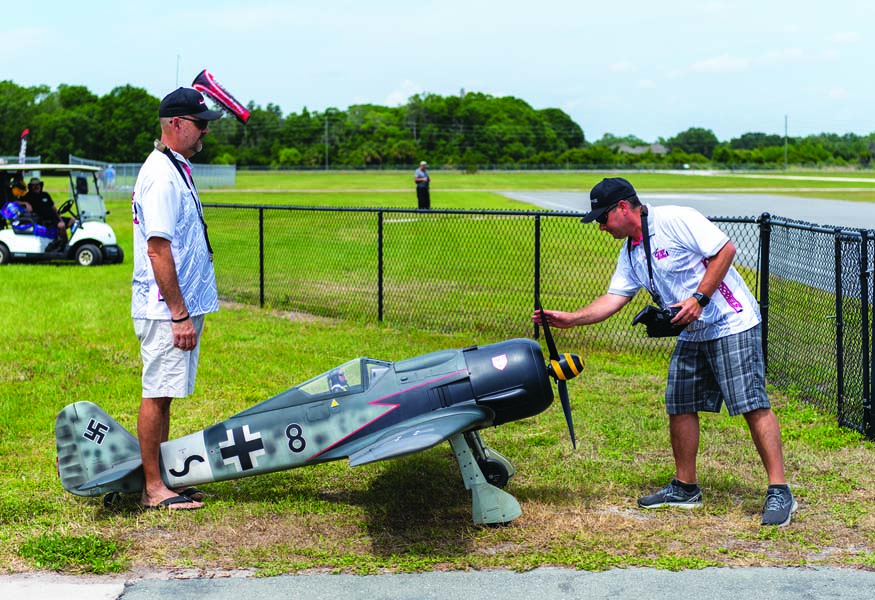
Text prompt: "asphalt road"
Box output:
[[501, 191, 869, 230], [4, 566, 875, 600]]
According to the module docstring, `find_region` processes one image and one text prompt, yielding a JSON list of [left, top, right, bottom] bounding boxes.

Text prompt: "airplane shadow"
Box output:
[[338, 449, 479, 558]]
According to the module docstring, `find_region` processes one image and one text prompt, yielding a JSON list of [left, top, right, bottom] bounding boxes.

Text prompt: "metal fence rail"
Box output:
[[202, 204, 874, 440]]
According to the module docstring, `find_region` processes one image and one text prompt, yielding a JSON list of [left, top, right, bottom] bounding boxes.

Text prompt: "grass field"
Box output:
[[1, 170, 874, 575]]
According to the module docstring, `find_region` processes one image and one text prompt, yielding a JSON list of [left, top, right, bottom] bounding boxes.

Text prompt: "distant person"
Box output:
[[131, 87, 222, 510], [105, 165, 116, 190], [414, 160, 430, 209], [533, 177, 796, 527], [24, 177, 72, 250]]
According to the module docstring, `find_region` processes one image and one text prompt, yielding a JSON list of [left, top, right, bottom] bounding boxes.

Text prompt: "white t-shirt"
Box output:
[[608, 204, 760, 342], [131, 147, 218, 320]]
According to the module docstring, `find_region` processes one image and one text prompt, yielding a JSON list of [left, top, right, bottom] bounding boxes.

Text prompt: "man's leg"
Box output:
[[637, 412, 703, 509], [138, 396, 202, 509], [669, 412, 700, 484], [743, 407, 786, 484]]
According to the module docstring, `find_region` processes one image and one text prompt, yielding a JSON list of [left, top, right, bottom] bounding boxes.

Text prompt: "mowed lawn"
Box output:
[[2, 170, 874, 575]]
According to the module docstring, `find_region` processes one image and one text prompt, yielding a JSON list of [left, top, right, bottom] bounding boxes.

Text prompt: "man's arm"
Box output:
[[532, 293, 633, 329], [147, 237, 198, 350], [672, 240, 736, 325]]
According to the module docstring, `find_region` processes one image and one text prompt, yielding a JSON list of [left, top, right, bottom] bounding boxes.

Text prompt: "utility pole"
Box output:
[[784, 115, 788, 171], [324, 116, 329, 170]]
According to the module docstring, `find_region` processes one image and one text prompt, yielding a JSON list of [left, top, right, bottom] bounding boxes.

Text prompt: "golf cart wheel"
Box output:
[[75, 244, 103, 267], [478, 458, 510, 488], [0, 244, 9, 265]]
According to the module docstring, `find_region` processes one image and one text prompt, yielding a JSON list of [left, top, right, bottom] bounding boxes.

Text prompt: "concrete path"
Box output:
[[3, 566, 875, 600]]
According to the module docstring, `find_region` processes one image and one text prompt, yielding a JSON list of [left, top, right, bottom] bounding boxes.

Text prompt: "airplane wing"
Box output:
[[348, 404, 493, 467]]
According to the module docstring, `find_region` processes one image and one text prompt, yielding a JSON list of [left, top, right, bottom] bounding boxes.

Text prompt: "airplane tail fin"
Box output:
[[55, 401, 144, 497]]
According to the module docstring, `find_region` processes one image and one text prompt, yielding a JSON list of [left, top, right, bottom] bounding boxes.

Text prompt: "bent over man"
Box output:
[[534, 177, 796, 527]]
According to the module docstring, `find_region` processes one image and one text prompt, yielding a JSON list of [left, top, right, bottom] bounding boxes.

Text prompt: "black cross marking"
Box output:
[[83, 419, 110, 445], [219, 426, 265, 472]]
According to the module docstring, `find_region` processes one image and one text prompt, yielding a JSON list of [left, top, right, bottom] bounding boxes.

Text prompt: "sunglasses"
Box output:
[[178, 116, 210, 130], [595, 203, 619, 225]]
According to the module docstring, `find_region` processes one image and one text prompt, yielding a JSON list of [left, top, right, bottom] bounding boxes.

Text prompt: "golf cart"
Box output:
[[0, 164, 123, 266]]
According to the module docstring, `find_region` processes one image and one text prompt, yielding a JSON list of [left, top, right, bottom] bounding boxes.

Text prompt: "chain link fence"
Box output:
[[68, 155, 236, 200], [202, 204, 874, 440]]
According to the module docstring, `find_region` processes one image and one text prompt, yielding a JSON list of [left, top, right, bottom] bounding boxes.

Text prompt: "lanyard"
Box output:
[[155, 141, 214, 256], [627, 206, 663, 307]]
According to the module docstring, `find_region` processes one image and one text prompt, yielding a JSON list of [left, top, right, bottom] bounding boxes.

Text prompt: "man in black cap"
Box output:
[[23, 177, 72, 250], [130, 87, 222, 510], [533, 177, 795, 527]]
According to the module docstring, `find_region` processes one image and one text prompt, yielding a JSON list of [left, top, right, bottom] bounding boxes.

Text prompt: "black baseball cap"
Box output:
[[580, 177, 638, 223], [158, 87, 223, 120]]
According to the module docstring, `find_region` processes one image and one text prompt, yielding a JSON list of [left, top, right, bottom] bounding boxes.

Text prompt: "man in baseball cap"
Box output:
[[536, 175, 795, 527], [580, 177, 638, 224], [158, 87, 223, 120]]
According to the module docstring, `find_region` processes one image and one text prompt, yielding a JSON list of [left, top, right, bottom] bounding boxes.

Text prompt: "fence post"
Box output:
[[533, 214, 541, 339], [259, 207, 265, 308], [835, 230, 845, 427], [758, 213, 772, 369], [863, 230, 873, 438], [378, 210, 384, 322]]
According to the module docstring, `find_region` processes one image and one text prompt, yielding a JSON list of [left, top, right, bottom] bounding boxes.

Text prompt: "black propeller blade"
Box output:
[[536, 300, 582, 449]]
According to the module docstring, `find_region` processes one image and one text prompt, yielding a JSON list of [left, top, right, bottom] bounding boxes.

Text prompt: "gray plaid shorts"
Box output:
[[665, 324, 770, 416]]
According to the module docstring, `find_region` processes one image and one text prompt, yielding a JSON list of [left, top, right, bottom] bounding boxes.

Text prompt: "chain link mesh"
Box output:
[[203, 205, 874, 440]]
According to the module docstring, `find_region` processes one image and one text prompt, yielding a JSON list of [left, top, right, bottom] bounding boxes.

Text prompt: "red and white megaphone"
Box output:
[[192, 70, 251, 124]]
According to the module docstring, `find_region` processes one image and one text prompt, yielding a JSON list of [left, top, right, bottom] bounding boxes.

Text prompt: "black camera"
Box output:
[[632, 305, 687, 338]]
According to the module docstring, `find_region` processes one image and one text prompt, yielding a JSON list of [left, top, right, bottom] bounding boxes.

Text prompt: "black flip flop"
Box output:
[[144, 495, 203, 510], [175, 487, 206, 501]]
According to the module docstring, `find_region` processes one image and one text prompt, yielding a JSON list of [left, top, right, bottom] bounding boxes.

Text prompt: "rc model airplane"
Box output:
[[55, 312, 582, 524]]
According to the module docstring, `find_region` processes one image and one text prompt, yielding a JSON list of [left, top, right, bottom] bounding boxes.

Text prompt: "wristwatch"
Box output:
[[692, 292, 711, 307]]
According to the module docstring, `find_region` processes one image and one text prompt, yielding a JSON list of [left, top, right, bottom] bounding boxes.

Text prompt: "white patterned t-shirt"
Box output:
[[607, 204, 760, 342], [131, 147, 218, 320]]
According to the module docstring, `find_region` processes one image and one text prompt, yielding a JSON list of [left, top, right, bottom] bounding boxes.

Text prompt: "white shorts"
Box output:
[[134, 316, 205, 399]]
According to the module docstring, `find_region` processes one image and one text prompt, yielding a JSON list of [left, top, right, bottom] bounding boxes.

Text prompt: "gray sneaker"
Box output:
[[638, 479, 703, 509], [761, 485, 797, 526]]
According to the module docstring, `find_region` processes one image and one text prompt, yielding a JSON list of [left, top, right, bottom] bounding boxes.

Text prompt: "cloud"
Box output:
[[827, 88, 849, 100], [385, 80, 424, 107], [638, 79, 657, 89], [609, 62, 637, 73], [759, 48, 805, 65], [831, 31, 860, 44], [688, 54, 752, 73]]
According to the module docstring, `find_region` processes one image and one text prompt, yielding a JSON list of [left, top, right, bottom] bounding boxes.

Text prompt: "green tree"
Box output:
[[95, 85, 159, 163], [666, 127, 720, 158]]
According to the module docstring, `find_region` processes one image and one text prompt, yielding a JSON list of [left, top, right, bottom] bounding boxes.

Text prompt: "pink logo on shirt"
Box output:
[[702, 258, 744, 313], [654, 248, 669, 260]]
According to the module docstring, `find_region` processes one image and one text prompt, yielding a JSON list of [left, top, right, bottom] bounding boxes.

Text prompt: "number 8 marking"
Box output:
[[286, 423, 306, 453]]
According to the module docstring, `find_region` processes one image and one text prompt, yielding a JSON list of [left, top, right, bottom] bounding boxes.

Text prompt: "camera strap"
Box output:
[[155, 141, 214, 257], [628, 206, 663, 306]]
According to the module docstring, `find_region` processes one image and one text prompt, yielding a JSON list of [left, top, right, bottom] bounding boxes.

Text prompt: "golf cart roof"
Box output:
[[0, 163, 101, 174]]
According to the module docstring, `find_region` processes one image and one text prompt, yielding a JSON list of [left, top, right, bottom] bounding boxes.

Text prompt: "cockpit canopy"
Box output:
[[298, 358, 392, 398]]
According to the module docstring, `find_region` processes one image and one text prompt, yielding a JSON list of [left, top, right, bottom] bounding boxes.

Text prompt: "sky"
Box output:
[[3, 1, 872, 143]]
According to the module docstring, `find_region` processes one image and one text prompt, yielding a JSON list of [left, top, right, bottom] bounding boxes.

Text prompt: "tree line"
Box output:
[[2, 79, 874, 169]]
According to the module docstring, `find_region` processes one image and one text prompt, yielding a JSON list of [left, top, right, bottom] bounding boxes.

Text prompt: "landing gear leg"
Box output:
[[449, 433, 521, 525]]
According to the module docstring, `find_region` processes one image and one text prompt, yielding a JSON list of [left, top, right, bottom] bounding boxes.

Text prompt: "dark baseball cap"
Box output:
[[158, 87, 223, 120], [580, 177, 638, 223]]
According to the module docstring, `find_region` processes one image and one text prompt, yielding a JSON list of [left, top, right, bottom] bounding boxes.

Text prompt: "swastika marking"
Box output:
[[83, 419, 110, 445]]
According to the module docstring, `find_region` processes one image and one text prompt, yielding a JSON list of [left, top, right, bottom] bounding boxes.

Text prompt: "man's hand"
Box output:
[[670, 298, 704, 326], [172, 318, 198, 351]]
